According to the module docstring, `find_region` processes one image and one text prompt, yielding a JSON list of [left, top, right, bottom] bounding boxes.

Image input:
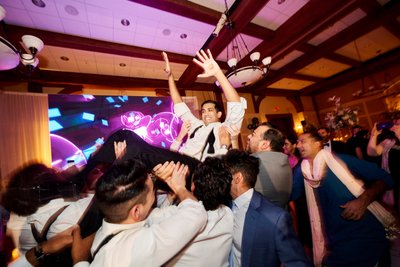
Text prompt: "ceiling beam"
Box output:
[[0, 69, 216, 91], [129, 0, 275, 40], [2, 25, 199, 65], [257, 0, 400, 94], [301, 46, 400, 95], [242, 0, 360, 67], [178, 0, 271, 86]]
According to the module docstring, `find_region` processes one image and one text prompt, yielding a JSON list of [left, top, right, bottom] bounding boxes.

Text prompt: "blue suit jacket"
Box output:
[[241, 191, 312, 267]]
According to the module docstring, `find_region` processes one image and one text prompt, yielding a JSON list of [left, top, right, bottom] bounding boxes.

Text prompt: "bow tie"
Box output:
[[324, 142, 330, 147]]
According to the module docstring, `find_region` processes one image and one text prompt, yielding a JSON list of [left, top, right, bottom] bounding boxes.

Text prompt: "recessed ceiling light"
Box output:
[[119, 63, 126, 67], [60, 56, 69, 61], [32, 0, 46, 8], [162, 29, 171, 36], [65, 5, 79, 16], [180, 33, 187, 39], [121, 19, 130, 26]]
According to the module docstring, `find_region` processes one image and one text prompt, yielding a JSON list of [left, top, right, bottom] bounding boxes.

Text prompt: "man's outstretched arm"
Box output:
[[193, 49, 240, 103], [163, 52, 183, 104]]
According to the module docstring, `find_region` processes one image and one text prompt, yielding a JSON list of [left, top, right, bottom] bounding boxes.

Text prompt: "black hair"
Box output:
[[95, 159, 150, 223], [2, 163, 75, 216], [304, 131, 324, 143], [317, 126, 330, 133], [192, 157, 232, 211], [223, 149, 260, 189], [201, 100, 222, 113], [262, 128, 285, 152]]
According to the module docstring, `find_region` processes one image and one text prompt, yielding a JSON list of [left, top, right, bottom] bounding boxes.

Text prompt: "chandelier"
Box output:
[[216, 0, 272, 88], [0, 5, 44, 71]]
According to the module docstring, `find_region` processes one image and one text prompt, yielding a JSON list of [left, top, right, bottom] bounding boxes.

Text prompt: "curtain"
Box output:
[[0, 91, 51, 187]]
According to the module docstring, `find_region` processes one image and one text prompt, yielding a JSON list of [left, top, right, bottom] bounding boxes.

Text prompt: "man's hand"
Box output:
[[162, 162, 188, 192], [176, 121, 191, 141], [219, 126, 231, 148], [114, 140, 127, 160], [71, 226, 95, 264], [340, 197, 369, 220], [162, 51, 172, 77], [153, 161, 176, 180], [371, 122, 382, 138], [193, 49, 222, 78], [26, 226, 76, 265]]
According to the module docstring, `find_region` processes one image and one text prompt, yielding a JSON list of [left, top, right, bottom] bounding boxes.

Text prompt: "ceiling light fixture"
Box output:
[[0, 5, 44, 71], [121, 19, 130, 26], [32, 0, 46, 8], [219, 0, 272, 88]]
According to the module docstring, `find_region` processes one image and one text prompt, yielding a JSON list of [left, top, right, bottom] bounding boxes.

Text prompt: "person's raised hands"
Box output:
[[152, 161, 176, 180], [164, 162, 188, 193], [162, 51, 172, 77], [193, 49, 221, 78], [114, 140, 127, 160]]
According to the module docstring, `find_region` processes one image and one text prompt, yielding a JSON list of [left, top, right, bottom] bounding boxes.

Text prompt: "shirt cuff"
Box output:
[[73, 262, 90, 267]]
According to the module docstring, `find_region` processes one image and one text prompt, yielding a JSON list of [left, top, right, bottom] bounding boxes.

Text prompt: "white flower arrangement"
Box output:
[[325, 96, 359, 131]]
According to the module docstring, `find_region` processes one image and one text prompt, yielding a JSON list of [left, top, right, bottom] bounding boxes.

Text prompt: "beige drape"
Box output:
[[0, 91, 51, 189]]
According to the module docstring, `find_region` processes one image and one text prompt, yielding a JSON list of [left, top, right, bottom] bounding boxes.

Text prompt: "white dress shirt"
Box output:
[[8, 196, 93, 267], [231, 188, 253, 267], [16, 198, 73, 254], [74, 199, 207, 267], [162, 205, 233, 267], [323, 140, 332, 152], [171, 97, 247, 161]]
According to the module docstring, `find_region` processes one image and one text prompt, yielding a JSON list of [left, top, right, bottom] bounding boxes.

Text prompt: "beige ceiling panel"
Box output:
[[308, 9, 366, 46], [270, 50, 304, 70], [77, 62, 98, 74], [73, 50, 96, 63], [335, 27, 400, 62], [268, 78, 314, 90], [94, 52, 114, 64], [114, 65, 131, 77], [296, 58, 351, 78], [97, 63, 115, 75]]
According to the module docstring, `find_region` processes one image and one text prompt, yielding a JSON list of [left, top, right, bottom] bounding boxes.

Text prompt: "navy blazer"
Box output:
[[241, 191, 312, 267]]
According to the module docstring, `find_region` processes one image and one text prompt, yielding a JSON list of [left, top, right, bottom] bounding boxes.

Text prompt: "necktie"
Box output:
[[324, 142, 330, 147]]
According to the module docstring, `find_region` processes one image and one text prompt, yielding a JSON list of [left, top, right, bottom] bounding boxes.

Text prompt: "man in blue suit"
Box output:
[[223, 149, 312, 267]]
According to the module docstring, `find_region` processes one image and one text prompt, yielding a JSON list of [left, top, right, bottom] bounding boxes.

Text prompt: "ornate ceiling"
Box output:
[[0, 0, 399, 97]]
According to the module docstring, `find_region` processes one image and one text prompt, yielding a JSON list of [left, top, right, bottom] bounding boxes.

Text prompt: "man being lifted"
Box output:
[[163, 49, 247, 161]]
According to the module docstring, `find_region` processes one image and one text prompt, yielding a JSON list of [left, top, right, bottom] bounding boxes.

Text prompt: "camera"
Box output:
[[376, 121, 394, 131]]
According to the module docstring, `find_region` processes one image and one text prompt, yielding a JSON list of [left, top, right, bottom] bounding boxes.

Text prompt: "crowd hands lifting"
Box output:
[[4, 49, 399, 267]]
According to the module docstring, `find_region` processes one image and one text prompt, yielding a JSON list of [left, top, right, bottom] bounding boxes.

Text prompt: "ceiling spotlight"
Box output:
[[162, 29, 171, 36], [180, 33, 187, 39], [64, 5, 79, 16], [32, 0, 46, 8], [121, 19, 130, 26], [60, 56, 69, 61]]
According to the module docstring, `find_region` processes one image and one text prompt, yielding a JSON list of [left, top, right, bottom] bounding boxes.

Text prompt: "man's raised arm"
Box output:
[[163, 52, 183, 104], [193, 49, 240, 103]]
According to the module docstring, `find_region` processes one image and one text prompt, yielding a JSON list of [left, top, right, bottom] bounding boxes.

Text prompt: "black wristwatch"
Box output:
[[34, 244, 47, 263]]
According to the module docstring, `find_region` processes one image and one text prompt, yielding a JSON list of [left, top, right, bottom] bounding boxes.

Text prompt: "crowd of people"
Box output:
[[1, 49, 400, 267]]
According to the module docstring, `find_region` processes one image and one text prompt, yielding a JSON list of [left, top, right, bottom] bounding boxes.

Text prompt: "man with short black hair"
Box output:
[[164, 50, 247, 161], [153, 157, 233, 267], [246, 123, 292, 208], [72, 159, 207, 267], [297, 132, 394, 267], [317, 126, 349, 154], [223, 149, 311, 267]]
